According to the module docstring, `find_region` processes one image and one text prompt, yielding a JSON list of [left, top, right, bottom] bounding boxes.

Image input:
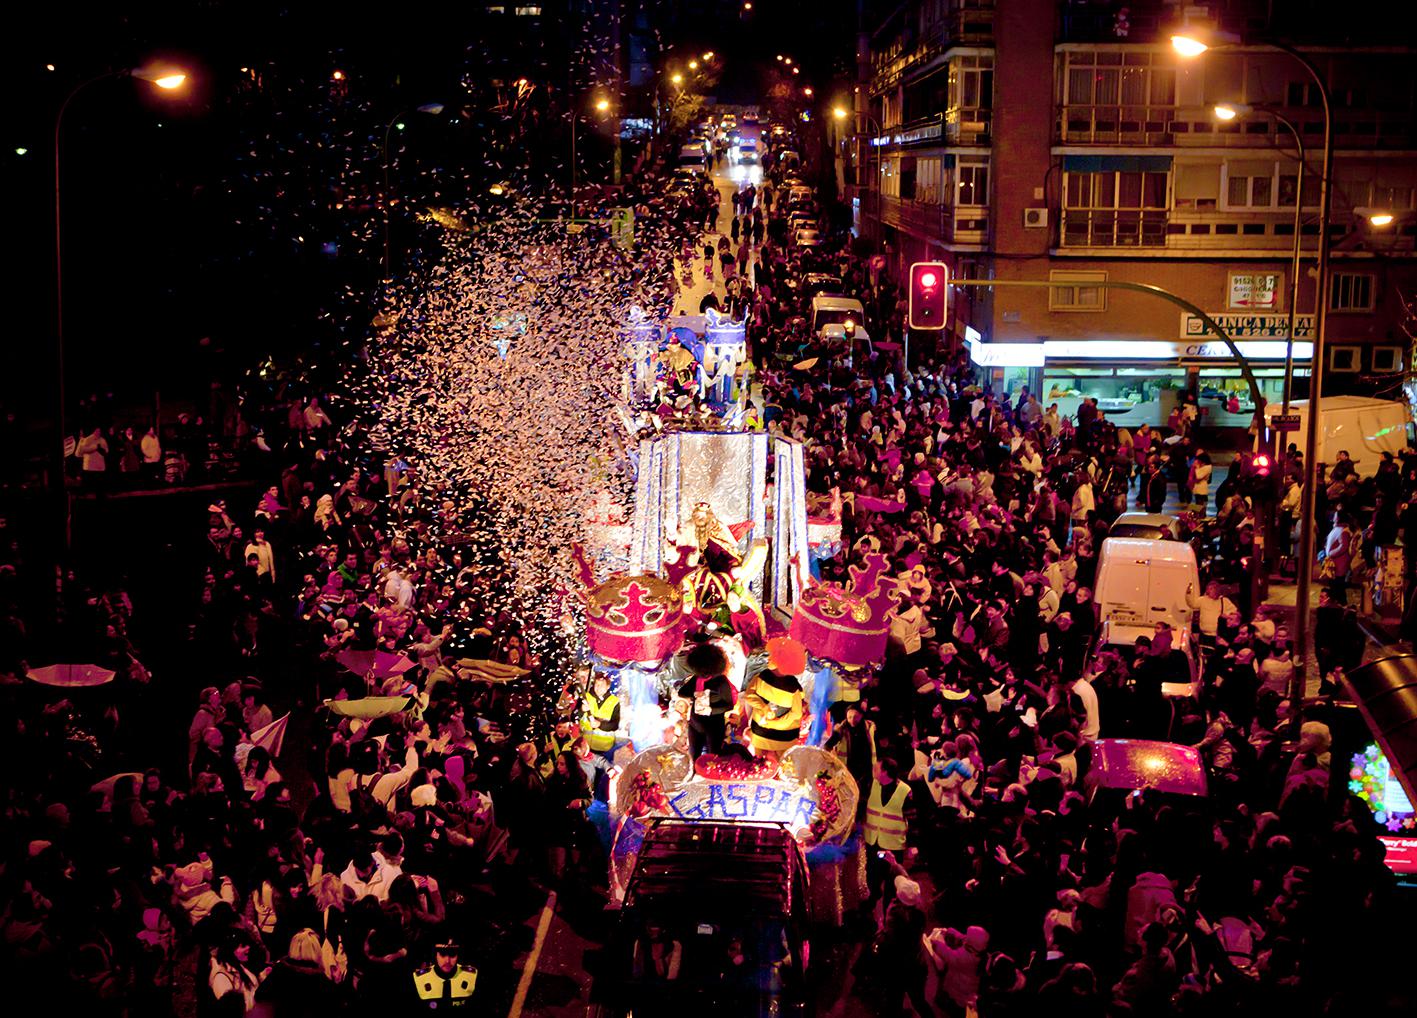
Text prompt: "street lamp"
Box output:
[[834, 104, 883, 237], [689, 60, 699, 71], [671, 72, 683, 86], [382, 103, 446, 278], [1177, 28, 1334, 718], [53, 64, 186, 544], [1212, 102, 1307, 414], [1365, 210, 1396, 227], [570, 95, 614, 221]]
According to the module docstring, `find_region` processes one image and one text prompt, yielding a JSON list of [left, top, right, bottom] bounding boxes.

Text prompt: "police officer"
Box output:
[[414, 940, 478, 1009]]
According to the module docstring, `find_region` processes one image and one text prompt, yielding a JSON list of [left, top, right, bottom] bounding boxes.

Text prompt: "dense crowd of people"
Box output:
[[1, 130, 1413, 1018]]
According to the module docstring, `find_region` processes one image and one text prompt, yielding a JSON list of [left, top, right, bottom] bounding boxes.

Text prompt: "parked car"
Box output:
[[1109, 512, 1184, 541]]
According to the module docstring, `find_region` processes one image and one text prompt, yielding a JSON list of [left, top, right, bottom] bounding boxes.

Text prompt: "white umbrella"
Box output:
[[28, 664, 116, 688]]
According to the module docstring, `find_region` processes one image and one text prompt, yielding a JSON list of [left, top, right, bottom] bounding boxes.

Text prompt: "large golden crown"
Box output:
[[585, 574, 686, 664], [789, 553, 902, 668]]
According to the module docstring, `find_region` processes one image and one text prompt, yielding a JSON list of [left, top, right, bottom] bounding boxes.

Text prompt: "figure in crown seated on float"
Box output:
[[664, 502, 769, 649]]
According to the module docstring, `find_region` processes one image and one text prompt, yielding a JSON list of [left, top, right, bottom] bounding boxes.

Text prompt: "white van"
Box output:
[[1261, 396, 1412, 476], [1094, 537, 1199, 632], [810, 296, 866, 338]]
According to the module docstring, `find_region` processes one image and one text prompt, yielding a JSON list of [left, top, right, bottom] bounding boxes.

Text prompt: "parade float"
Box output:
[[573, 311, 909, 924]]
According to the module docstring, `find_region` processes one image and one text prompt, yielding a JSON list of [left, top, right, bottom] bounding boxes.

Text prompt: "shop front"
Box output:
[[968, 335, 1313, 431]]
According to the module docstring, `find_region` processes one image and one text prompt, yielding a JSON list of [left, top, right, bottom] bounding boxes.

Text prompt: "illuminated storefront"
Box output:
[[968, 335, 1313, 429]]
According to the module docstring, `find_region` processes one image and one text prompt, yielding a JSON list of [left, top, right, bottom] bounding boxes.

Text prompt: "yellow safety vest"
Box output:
[[413, 964, 477, 1004], [583, 691, 620, 752], [864, 780, 909, 850]]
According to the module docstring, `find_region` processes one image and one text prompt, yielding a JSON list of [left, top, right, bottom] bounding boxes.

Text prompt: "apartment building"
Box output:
[[858, 0, 1417, 430]]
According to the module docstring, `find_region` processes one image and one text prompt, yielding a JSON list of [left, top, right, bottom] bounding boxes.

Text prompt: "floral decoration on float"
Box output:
[[607, 743, 858, 900]]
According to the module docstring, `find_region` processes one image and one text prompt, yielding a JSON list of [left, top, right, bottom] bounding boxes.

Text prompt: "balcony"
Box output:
[[1060, 208, 1168, 248], [870, 0, 995, 94], [875, 194, 988, 246], [1057, 3, 1258, 45], [1059, 105, 1417, 149]]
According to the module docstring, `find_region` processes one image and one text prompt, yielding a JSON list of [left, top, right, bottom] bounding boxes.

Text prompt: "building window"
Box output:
[[1223, 161, 1285, 209], [1329, 346, 1360, 372], [915, 157, 943, 205], [1329, 272, 1376, 312], [947, 55, 993, 135], [1372, 346, 1403, 373], [514, 5, 541, 13], [1049, 270, 1107, 312], [957, 160, 989, 206], [1173, 162, 1220, 209], [1062, 169, 1168, 246], [1061, 49, 1176, 142]]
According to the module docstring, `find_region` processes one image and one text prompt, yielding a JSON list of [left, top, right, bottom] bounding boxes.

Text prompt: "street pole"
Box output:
[[54, 71, 125, 552], [382, 104, 444, 279], [1286, 44, 1334, 717], [570, 110, 577, 222]]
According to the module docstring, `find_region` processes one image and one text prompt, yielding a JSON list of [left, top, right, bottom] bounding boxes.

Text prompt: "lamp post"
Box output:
[[54, 65, 186, 548], [1213, 103, 1306, 415], [381, 103, 446, 279], [1175, 31, 1334, 718], [833, 106, 883, 237], [570, 97, 614, 223]]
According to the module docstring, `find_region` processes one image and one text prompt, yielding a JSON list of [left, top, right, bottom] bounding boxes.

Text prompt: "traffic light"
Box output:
[[1251, 453, 1271, 479], [908, 261, 948, 330]]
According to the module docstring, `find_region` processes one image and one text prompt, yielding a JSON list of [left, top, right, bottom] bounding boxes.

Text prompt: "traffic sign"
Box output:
[[1271, 413, 1301, 432]]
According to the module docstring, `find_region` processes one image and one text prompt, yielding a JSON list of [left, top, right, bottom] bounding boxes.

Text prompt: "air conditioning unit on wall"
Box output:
[[1023, 207, 1048, 229]]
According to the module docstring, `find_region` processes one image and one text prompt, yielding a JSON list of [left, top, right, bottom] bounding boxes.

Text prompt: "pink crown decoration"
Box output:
[[789, 553, 903, 668], [584, 574, 686, 664]]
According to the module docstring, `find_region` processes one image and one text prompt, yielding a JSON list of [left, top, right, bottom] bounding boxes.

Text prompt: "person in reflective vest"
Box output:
[[413, 941, 477, 1009], [864, 757, 910, 852], [540, 718, 579, 779], [581, 673, 620, 755], [863, 758, 912, 904]]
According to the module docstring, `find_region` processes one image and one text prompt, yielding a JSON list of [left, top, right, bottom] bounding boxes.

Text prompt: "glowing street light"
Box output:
[[803, 87, 814, 97], [595, 98, 611, 112], [832, 106, 847, 120], [1170, 34, 1209, 57], [16, 147, 28, 156], [671, 72, 683, 85], [703, 52, 714, 60], [331, 69, 346, 81], [1367, 211, 1396, 227], [1213, 102, 1241, 121], [689, 60, 699, 70], [52, 61, 188, 547]]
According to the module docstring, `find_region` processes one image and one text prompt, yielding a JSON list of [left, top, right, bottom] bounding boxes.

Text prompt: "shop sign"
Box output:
[[667, 779, 820, 832], [1228, 272, 1282, 310], [1271, 413, 1302, 432], [1180, 312, 1314, 341]]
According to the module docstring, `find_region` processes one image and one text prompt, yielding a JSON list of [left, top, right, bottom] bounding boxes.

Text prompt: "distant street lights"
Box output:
[[382, 103, 446, 278], [53, 64, 187, 546]]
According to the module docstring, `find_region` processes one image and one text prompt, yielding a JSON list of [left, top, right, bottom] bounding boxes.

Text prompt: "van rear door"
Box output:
[[1147, 557, 1195, 628], [1099, 557, 1149, 626]]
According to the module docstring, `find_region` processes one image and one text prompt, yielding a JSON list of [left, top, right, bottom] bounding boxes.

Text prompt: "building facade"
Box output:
[[856, 0, 1417, 428]]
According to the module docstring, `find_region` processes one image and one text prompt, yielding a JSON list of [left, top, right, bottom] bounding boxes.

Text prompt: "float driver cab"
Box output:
[[590, 818, 814, 1017]]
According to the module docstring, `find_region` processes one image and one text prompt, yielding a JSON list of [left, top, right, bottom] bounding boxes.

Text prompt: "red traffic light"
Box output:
[[908, 261, 947, 331], [1252, 453, 1271, 474]]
